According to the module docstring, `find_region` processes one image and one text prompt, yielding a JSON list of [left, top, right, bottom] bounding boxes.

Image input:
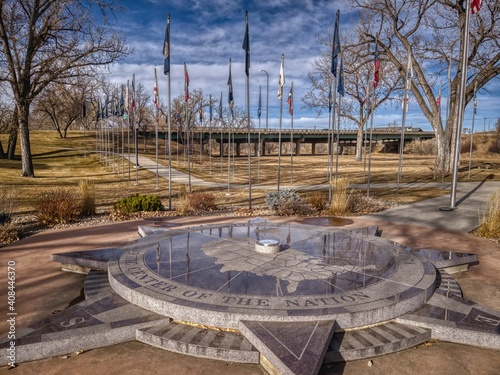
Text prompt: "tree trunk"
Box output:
[[18, 105, 35, 177], [7, 113, 18, 160], [355, 125, 363, 162], [0, 140, 4, 158]]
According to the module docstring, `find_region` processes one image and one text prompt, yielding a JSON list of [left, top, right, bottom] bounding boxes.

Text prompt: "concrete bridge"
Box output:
[[152, 128, 435, 156]]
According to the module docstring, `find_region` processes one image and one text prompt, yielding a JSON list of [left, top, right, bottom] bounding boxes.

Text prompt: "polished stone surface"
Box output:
[[109, 221, 436, 329], [239, 320, 335, 375]]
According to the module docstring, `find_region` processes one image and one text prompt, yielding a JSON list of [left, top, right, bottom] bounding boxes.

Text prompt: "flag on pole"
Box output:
[[119, 85, 125, 116], [154, 68, 159, 108], [124, 83, 129, 118], [184, 63, 190, 102], [228, 58, 234, 118], [402, 93, 409, 111], [277, 54, 285, 99], [373, 44, 381, 88], [331, 10, 341, 77], [209, 94, 213, 121], [199, 105, 203, 121], [163, 15, 170, 75], [218, 92, 223, 118], [242, 10, 250, 77], [406, 54, 413, 91], [287, 82, 293, 115], [96, 100, 101, 120], [328, 84, 332, 113], [258, 86, 262, 118], [402, 53, 412, 111], [130, 75, 136, 111], [337, 58, 344, 96], [471, 0, 482, 14]]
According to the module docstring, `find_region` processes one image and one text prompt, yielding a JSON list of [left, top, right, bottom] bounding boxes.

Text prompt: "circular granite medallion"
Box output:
[[109, 221, 436, 329]]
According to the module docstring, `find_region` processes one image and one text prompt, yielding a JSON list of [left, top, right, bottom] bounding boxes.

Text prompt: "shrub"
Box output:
[[113, 194, 163, 214], [265, 189, 310, 216], [189, 192, 216, 211], [476, 191, 500, 239], [275, 199, 312, 216], [0, 222, 24, 247], [33, 188, 81, 225], [348, 191, 389, 215], [265, 189, 301, 211], [0, 188, 14, 225], [79, 179, 96, 216], [306, 192, 327, 212]]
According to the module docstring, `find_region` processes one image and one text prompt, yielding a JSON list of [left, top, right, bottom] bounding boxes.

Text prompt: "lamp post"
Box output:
[[259, 69, 269, 132]]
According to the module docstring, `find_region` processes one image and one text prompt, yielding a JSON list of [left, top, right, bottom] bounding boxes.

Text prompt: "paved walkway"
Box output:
[[132, 155, 500, 233]]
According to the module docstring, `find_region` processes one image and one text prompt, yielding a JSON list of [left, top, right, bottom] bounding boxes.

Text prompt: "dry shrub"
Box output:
[[79, 179, 96, 216], [189, 192, 216, 211], [348, 191, 390, 215], [276, 200, 312, 216], [328, 178, 350, 216], [306, 192, 327, 212], [176, 186, 191, 215], [476, 191, 500, 239], [33, 188, 81, 225], [404, 139, 435, 155], [0, 222, 24, 247], [0, 187, 14, 225]]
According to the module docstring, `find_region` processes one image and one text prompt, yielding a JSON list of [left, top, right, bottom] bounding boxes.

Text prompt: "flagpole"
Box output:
[[397, 52, 412, 193], [167, 68, 172, 209], [289, 81, 294, 184], [367, 85, 375, 198], [163, 14, 172, 210], [219, 91, 223, 177], [327, 83, 332, 200], [277, 53, 285, 192], [243, 10, 252, 209], [450, 0, 472, 209], [132, 74, 138, 185], [209, 94, 212, 175], [227, 59, 233, 195], [257, 85, 262, 182], [184, 62, 191, 193], [367, 39, 381, 198], [335, 87, 341, 185], [467, 83, 477, 178], [154, 68, 159, 189], [329, 75, 338, 201], [329, 9, 340, 204]]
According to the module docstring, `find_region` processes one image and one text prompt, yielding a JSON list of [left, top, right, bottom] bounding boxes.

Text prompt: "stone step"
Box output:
[[324, 321, 432, 363], [436, 270, 463, 299], [84, 269, 111, 299], [136, 322, 260, 364]]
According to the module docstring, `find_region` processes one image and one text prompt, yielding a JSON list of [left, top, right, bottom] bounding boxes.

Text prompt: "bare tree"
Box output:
[[34, 81, 85, 138], [304, 30, 404, 161], [0, 0, 129, 176], [350, 0, 500, 170]]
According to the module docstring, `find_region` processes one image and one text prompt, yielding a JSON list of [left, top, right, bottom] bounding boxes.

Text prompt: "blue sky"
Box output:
[[107, 0, 499, 132]]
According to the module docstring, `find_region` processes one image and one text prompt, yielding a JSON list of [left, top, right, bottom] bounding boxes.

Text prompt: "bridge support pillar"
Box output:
[[311, 142, 316, 155]]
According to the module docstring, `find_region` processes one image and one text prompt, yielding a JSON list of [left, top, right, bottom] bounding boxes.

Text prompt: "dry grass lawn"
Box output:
[[1, 130, 499, 218]]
